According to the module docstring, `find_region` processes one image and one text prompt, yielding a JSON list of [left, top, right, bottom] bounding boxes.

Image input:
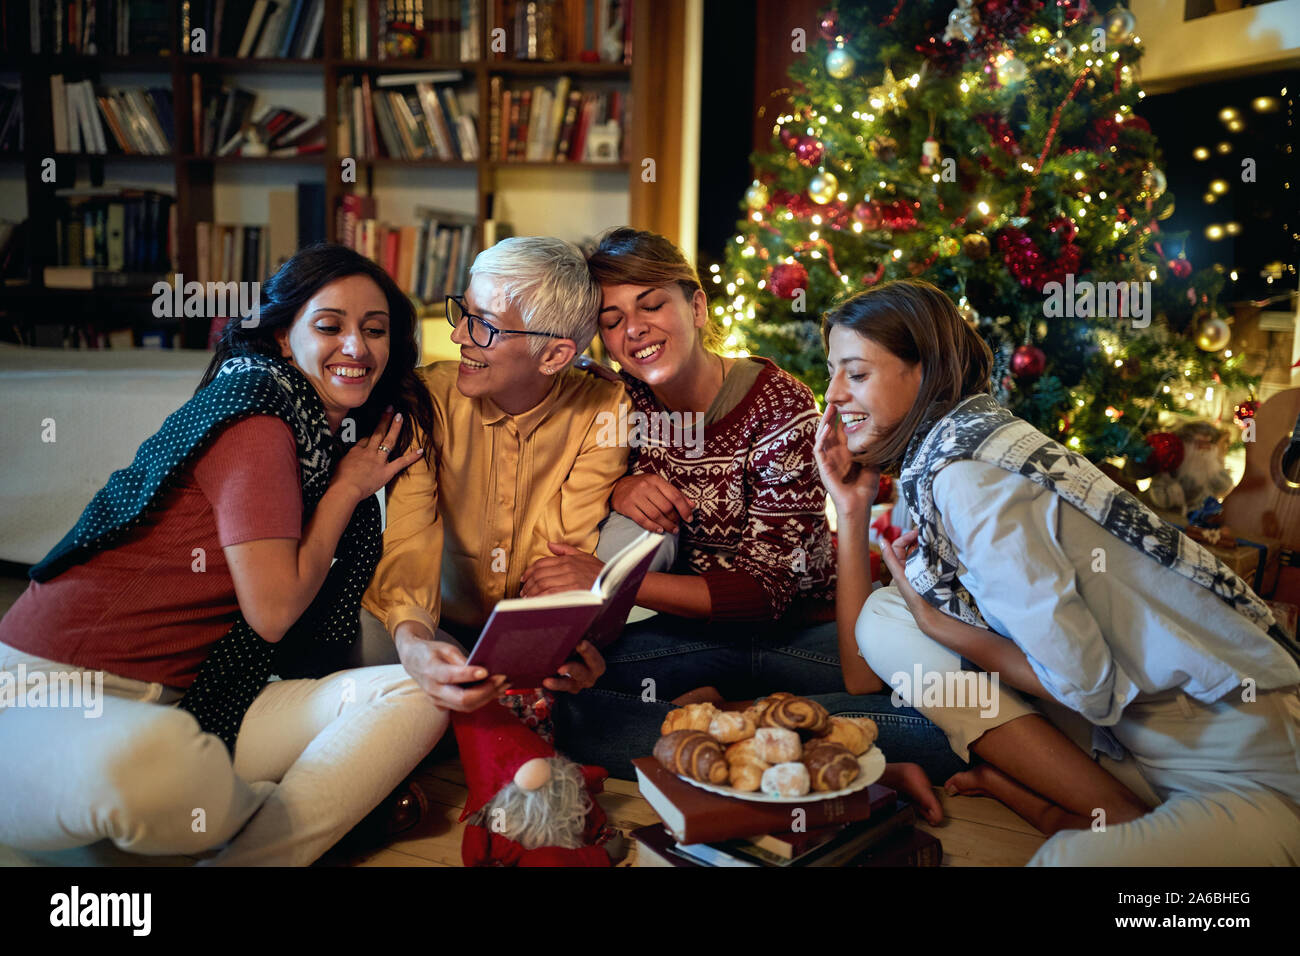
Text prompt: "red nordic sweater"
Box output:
[[622, 358, 836, 621]]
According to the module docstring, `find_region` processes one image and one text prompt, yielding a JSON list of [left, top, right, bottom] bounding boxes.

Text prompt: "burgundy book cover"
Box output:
[[633, 757, 896, 845], [465, 601, 603, 688]]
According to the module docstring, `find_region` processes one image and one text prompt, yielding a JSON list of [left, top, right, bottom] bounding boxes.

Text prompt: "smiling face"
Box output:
[[597, 282, 707, 388], [452, 272, 573, 414], [824, 323, 923, 454], [276, 273, 391, 431]]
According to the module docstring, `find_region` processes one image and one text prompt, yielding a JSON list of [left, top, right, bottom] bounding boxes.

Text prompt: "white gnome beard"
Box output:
[[478, 757, 592, 850]]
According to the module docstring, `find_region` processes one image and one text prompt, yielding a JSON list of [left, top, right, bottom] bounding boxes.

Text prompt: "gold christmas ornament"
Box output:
[[826, 45, 856, 79], [962, 233, 991, 259], [808, 169, 839, 204], [868, 67, 909, 112], [744, 181, 769, 210], [1194, 315, 1231, 352]]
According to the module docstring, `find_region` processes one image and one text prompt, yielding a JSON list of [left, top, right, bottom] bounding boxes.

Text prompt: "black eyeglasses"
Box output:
[[446, 295, 565, 349]]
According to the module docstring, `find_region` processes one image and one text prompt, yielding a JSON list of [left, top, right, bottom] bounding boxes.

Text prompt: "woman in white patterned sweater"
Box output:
[[818, 278, 1300, 864], [528, 228, 963, 800]]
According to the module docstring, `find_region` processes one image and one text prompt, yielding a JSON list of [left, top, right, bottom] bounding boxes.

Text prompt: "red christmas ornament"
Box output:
[[976, 114, 1022, 156], [852, 200, 882, 229], [1011, 344, 1047, 380], [793, 135, 825, 167], [818, 11, 840, 40], [769, 261, 809, 299], [1144, 432, 1185, 474], [1233, 400, 1259, 428], [1168, 258, 1192, 279], [1059, 0, 1088, 26], [881, 200, 918, 232]]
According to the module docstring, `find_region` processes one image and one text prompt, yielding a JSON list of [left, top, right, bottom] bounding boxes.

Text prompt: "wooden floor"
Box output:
[[321, 758, 1047, 867], [0, 570, 1044, 866]]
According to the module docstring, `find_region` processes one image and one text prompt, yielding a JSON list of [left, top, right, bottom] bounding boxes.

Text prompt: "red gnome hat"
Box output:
[[452, 700, 612, 867]]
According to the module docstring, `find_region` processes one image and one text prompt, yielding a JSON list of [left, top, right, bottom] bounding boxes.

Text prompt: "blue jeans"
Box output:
[[553, 614, 967, 782]]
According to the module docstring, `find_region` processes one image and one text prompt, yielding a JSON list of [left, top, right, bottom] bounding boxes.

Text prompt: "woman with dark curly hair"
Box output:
[[0, 243, 442, 865]]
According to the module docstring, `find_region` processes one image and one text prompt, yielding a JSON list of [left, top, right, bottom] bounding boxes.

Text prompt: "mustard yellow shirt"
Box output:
[[361, 361, 629, 637]]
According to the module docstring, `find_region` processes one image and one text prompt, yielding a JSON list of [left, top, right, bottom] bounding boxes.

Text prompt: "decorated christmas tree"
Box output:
[[714, 0, 1258, 473]]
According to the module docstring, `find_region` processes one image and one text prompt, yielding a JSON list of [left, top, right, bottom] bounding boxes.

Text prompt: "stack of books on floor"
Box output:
[[630, 757, 942, 868]]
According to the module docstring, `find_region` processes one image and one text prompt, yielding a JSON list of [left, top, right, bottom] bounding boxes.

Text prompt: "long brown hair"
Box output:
[[822, 279, 993, 472], [584, 227, 723, 352]]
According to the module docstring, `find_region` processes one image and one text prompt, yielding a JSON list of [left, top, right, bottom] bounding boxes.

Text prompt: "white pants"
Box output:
[[858, 586, 1300, 866], [0, 636, 448, 866]]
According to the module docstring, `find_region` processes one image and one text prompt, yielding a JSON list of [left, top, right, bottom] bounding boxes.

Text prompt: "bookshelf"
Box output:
[[0, 0, 688, 349]]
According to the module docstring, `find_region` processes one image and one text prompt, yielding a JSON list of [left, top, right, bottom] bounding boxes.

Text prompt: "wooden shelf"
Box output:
[[487, 61, 631, 75], [488, 161, 629, 170], [355, 158, 477, 168], [332, 59, 475, 71], [6, 0, 677, 348], [184, 56, 327, 72], [18, 54, 174, 71], [53, 152, 174, 161], [179, 154, 326, 164]]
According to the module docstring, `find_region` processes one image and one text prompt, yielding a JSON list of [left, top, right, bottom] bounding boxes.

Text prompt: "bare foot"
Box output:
[[944, 763, 1089, 835], [879, 762, 943, 825], [943, 763, 1005, 799], [670, 686, 725, 706]]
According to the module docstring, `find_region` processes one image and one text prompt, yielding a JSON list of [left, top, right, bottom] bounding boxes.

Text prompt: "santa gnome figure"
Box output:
[[453, 699, 617, 866]]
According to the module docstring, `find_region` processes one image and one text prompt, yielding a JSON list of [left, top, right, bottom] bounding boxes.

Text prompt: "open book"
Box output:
[[463, 530, 666, 687]]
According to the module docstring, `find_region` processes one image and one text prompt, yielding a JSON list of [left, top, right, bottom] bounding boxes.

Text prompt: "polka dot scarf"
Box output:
[[29, 353, 382, 752]]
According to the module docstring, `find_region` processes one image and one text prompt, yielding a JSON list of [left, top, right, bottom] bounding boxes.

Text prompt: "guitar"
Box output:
[[1221, 388, 1300, 603]]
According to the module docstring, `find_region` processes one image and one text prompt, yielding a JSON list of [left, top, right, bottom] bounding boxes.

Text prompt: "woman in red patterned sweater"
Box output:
[[532, 228, 962, 793]]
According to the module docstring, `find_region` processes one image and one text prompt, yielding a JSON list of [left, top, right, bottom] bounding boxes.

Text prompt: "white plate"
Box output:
[[676, 747, 886, 803]]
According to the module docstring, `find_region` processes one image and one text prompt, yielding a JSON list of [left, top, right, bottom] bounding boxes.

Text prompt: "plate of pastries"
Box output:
[[651, 692, 884, 803]]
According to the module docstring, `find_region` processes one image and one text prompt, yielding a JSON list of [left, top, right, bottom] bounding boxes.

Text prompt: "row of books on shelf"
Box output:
[[342, 0, 479, 61], [192, 79, 324, 156], [338, 72, 477, 161], [488, 75, 622, 162], [629, 758, 942, 868], [0, 89, 22, 152], [337, 195, 476, 302], [50, 76, 174, 155], [196, 182, 327, 282], [184, 0, 324, 58], [26, 0, 171, 56], [49, 187, 175, 276], [492, 0, 632, 65]]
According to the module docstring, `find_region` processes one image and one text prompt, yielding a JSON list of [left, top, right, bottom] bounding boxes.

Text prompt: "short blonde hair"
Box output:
[[469, 236, 602, 357]]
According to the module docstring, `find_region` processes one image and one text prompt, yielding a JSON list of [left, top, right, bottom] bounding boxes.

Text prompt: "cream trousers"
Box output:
[[858, 586, 1300, 866], [0, 637, 448, 866]]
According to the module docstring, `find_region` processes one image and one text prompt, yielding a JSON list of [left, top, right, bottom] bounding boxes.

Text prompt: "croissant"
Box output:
[[654, 730, 728, 784], [724, 737, 769, 792], [708, 711, 756, 743], [660, 702, 719, 735], [759, 695, 831, 736], [819, 716, 879, 755], [802, 740, 861, 792], [743, 691, 794, 727]]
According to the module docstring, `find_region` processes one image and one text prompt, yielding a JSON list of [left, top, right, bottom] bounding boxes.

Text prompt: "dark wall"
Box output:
[[1141, 69, 1298, 301]]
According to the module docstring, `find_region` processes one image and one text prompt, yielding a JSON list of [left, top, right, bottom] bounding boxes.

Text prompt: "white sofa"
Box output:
[[0, 345, 213, 565]]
